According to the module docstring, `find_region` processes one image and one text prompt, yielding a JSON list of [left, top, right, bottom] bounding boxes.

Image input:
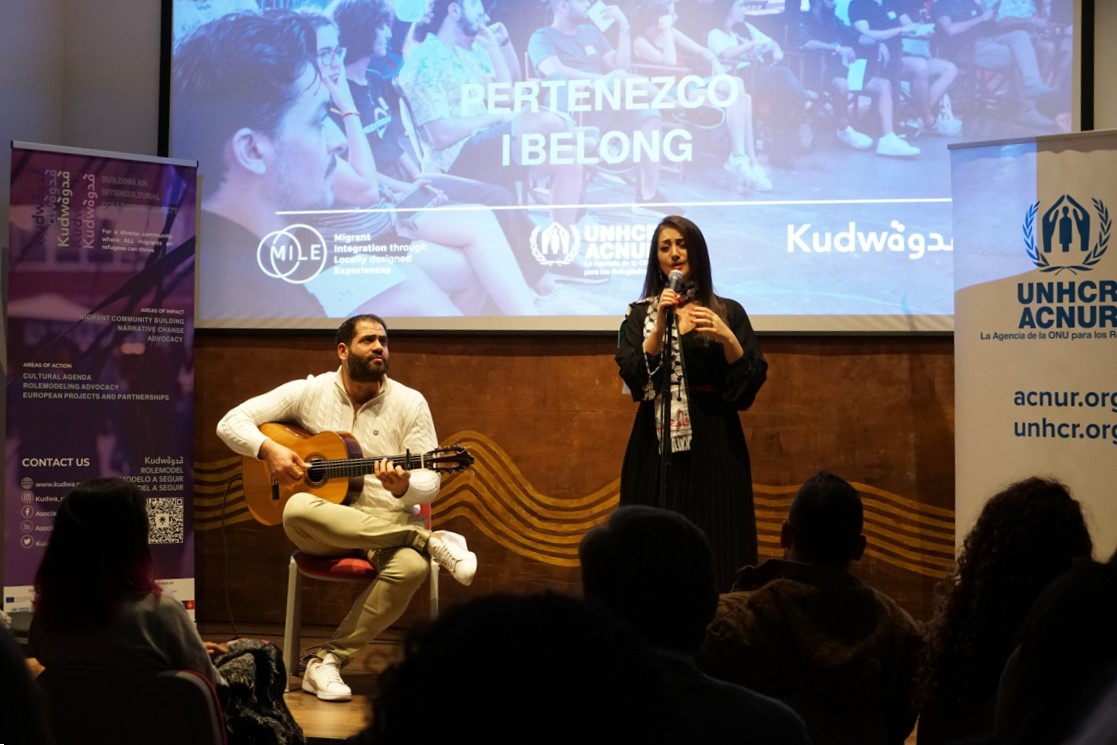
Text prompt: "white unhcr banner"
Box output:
[[952, 130, 1117, 556]]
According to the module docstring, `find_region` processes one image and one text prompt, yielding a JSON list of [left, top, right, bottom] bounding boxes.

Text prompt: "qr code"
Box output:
[[148, 497, 184, 544]]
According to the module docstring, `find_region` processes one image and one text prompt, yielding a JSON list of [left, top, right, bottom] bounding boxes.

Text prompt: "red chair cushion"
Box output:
[[293, 551, 378, 580]]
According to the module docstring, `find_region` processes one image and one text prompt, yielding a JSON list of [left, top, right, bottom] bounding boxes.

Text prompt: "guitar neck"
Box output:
[[310, 453, 428, 480]]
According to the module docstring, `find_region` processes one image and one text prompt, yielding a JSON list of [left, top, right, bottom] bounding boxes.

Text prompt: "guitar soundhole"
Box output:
[[305, 456, 327, 487]]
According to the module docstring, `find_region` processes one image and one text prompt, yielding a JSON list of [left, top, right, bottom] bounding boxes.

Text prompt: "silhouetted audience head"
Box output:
[[361, 592, 671, 745], [0, 624, 54, 745], [34, 478, 160, 633], [993, 558, 1117, 745], [580, 506, 718, 654], [920, 477, 1093, 733], [782, 470, 866, 568]]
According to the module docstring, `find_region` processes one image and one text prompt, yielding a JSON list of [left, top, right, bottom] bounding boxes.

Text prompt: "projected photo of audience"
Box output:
[[170, 0, 1076, 328]]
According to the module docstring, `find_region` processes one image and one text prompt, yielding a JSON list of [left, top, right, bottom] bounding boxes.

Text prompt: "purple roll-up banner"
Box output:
[[5, 142, 199, 617]]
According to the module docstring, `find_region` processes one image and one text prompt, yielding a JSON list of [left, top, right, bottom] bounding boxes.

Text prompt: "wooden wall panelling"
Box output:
[[193, 332, 955, 631]]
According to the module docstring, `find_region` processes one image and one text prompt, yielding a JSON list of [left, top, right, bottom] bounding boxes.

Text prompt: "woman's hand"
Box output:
[[656, 287, 679, 323], [204, 641, 229, 658], [319, 63, 357, 113], [642, 288, 678, 357], [686, 305, 729, 340], [689, 306, 744, 362]]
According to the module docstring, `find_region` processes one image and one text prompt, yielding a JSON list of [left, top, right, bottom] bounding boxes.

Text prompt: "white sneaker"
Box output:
[[836, 125, 873, 150], [875, 132, 920, 158], [725, 154, 773, 192], [427, 530, 477, 586], [742, 162, 773, 192], [723, 153, 751, 182], [301, 652, 352, 702]]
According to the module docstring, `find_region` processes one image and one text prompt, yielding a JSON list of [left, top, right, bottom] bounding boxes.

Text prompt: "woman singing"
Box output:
[[616, 216, 767, 590]]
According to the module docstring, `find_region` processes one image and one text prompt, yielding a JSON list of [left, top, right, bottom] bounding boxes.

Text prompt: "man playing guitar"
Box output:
[[217, 313, 477, 702]]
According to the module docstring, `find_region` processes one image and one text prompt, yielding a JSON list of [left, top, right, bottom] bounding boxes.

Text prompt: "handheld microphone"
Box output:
[[665, 270, 683, 317]]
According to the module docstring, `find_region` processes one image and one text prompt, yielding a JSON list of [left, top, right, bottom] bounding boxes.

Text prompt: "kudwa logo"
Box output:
[[786, 220, 951, 260], [530, 222, 581, 267], [256, 224, 329, 284], [1023, 194, 1110, 274]]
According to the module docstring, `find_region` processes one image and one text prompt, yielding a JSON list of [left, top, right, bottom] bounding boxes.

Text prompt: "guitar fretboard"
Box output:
[[307, 453, 430, 480]]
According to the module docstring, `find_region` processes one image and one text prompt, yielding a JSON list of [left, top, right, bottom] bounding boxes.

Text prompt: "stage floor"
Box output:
[[201, 622, 921, 744], [201, 623, 406, 744]]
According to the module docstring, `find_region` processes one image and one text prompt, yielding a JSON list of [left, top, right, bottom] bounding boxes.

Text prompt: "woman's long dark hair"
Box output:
[[639, 215, 724, 319], [919, 477, 1092, 714], [33, 478, 160, 632]]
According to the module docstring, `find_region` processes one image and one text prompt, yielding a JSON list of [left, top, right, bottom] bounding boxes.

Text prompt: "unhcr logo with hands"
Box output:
[[256, 224, 329, 284], [1024, 195, 1110, 274], [530, 222, 581, 267]]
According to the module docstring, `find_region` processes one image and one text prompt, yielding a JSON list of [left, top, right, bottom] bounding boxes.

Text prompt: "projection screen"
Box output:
[[169, 0, 1082, 331]]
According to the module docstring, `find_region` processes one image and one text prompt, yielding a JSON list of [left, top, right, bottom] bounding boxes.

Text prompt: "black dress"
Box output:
[[616, 297, 768, 591]]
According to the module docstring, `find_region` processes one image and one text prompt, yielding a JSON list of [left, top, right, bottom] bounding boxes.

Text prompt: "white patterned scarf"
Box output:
[[640, 297, 692, 453]]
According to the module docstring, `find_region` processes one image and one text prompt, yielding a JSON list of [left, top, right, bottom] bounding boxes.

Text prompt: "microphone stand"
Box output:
[[657, 304, 675, 510]]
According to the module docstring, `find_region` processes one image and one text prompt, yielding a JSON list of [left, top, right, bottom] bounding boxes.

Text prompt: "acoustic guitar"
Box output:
[[241, 422, 473, 526]]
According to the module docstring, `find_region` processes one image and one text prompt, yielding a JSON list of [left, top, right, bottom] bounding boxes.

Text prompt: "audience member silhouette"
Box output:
[[351, 591, 676, 745], [917, 476, 1093, 745], [29, 478, 304, 745], [579, 505, 813, 744], [991, 554, 1117, 745], [1063, 591, 1117, 745], [699, 470, 923, 745], [0, 622, 54, 745]]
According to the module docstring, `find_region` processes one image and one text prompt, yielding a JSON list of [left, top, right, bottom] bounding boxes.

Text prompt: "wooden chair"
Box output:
[[281, 502, 439, 690]]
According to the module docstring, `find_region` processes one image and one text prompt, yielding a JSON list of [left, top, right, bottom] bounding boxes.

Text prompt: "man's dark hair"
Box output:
[[580, 506, 718, 653], [787, 470, 864, 567], [173, 10, 319, 198], [414, 0, 455, 41], [331, 0, 393, 60], [336, 313, 388, 346]]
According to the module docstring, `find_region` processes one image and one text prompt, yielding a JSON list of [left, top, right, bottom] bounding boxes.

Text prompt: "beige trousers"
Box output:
[[283, 492, 431, 664]]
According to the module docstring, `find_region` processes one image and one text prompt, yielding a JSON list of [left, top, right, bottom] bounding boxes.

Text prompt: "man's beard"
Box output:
[[457, 14, 481, 38], [347, 352, 388, 383]]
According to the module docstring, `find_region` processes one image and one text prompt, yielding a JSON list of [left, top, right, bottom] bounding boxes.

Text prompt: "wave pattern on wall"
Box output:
[[194, 430, 955, 577]]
